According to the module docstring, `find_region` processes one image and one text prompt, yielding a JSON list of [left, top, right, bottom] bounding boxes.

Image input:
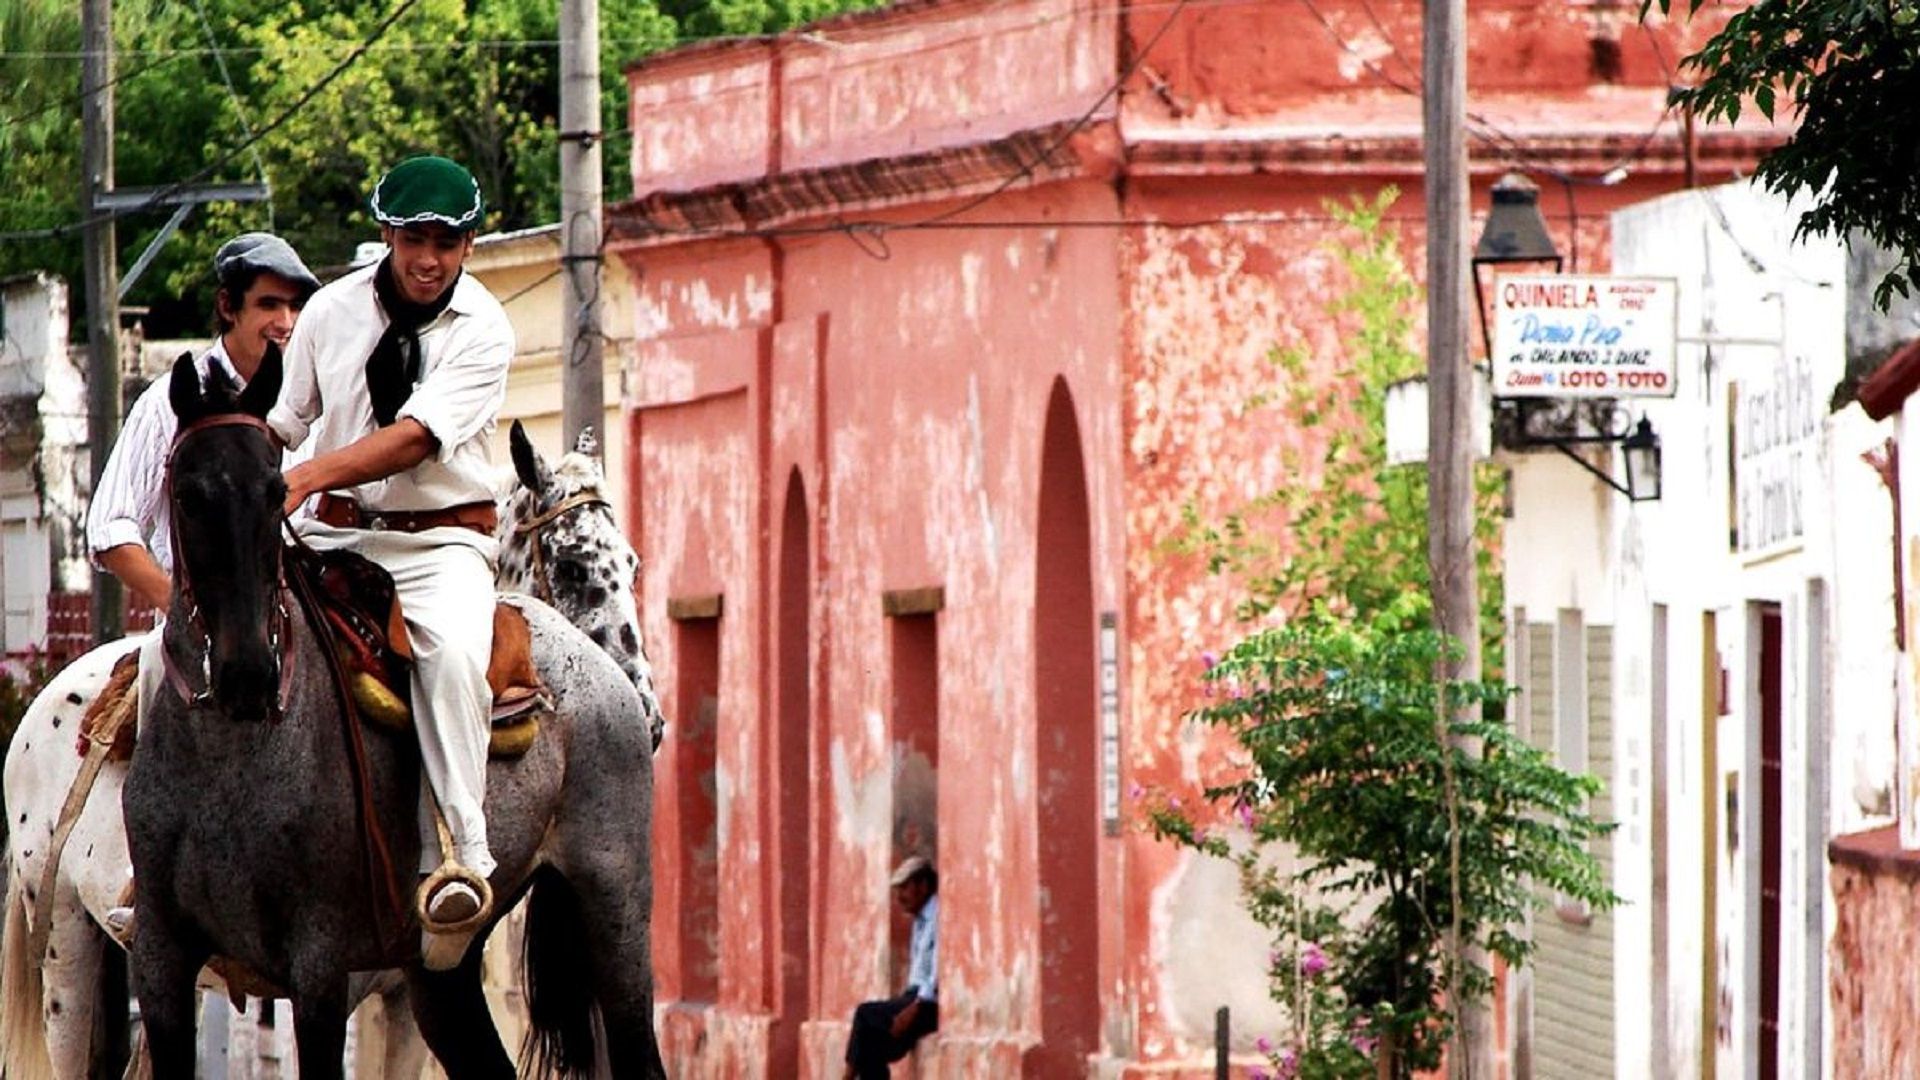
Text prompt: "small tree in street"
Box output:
[[1150, 596, 1616, 1078], [1155, 197, 1616, 1077]]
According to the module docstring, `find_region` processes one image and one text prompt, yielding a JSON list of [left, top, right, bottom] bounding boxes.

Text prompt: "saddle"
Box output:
[[286, 543, 553, 760], [76, 547, 553, 764]]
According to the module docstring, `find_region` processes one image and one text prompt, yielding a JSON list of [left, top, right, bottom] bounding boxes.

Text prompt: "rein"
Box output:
[[513, 489, 612, 604], [163, 411, 406, 948], [161, 413, 297, 716]]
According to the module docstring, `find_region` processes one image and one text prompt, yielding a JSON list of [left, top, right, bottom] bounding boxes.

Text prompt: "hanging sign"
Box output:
[[1492, 274, 1678, 398]]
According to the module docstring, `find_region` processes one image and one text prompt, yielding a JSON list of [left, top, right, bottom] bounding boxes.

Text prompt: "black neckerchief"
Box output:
[[368, 258, 458, 426]]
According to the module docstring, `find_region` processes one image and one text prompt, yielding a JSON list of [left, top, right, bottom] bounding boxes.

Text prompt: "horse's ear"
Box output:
[[168, 352, 205, 425], [238, 342, 283, 419], [510, 420, 552, 493], [573, 425, 599, 458]]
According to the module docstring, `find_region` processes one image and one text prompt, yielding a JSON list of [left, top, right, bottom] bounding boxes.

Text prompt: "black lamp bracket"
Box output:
[[1492, 396, 1634, 449]]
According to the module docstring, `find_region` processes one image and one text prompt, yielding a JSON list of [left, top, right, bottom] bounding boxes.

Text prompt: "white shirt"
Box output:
[[267, 264, 513, 511], [86, 339, 241, 575], [908, 895, 939, 1002]]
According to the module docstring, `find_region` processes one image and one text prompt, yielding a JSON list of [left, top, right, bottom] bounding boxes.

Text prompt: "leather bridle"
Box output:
[[512, 489, 614, 605], [162, 412, 297, 716]]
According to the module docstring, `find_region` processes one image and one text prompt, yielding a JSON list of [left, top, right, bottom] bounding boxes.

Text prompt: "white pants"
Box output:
[[295, 520, 500, 878]]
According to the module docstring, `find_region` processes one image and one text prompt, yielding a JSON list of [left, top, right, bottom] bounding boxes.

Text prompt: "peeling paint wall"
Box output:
[[612, 0, 1771, 1075]]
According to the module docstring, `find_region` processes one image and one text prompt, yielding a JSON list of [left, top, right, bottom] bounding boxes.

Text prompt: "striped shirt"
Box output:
[[85, 340, 239, 575]]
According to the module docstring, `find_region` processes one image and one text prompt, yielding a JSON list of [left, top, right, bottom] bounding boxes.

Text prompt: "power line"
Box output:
[[850, 0, 1197, 236], [0, 0, 420, 244], [189, 0, 271, 225], [0, 50, 192, 131], [0, 0, 1271, 61]]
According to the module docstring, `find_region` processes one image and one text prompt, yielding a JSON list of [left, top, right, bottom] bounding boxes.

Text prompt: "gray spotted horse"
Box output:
[[0, 421, 664, 1080], [497, 420, 664, 751]]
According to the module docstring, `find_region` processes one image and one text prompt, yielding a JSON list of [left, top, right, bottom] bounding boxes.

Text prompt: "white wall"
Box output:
[[1504, 180, 1890, 1080]]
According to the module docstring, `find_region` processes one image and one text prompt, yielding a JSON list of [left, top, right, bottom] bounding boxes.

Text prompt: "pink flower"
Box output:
[[1255, 1035, 1274, 1054], [1351, 1033, 1379, 1057], [1234, 801, 1256, 829], [1249, 1070, 1273, 1080], [1276, 1049, 1300, 1080], [1201, 650, 1219, 671], [1300, 942, 1328, 979], [1128, 782, 1145, 801]]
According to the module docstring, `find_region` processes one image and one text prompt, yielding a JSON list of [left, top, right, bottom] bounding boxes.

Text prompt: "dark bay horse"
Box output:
[[121, 353, 665, 1078]]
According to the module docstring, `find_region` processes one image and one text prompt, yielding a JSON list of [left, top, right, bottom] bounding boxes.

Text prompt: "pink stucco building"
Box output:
[[606, 0, 1774, 1074]]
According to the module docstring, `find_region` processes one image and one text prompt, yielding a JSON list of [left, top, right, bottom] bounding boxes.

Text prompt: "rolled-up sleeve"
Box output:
[[267, 309, 323, 451], [86, 385, 170, 566], [396, 309, 513, 462]]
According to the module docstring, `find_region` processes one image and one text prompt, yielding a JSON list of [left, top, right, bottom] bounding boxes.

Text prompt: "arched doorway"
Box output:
[[772, 469, 813, 1067], [1030, 377, 1098, 1074]]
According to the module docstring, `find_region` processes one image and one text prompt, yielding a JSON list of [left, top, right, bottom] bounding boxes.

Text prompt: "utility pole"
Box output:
[[1424, 0, 1491, 1073], [82, 0, 123, 644], [559, 0, 605, 462]]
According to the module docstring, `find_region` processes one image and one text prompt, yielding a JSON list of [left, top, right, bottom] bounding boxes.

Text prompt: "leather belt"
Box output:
[[313, 494, 498, 537]]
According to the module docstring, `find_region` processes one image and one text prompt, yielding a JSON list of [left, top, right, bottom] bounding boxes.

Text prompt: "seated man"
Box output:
[[844, 855, 940, 1080]]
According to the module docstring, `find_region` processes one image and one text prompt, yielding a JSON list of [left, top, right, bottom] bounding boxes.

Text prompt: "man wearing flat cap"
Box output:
[[84, 232, 320, 941], [89, 231, 321, 612], [268, 155, 513, 944], [843, 854, 941, 1079]]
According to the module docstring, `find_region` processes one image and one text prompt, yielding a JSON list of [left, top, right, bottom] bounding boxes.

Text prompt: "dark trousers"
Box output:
[[845, 990, 939, 1079]]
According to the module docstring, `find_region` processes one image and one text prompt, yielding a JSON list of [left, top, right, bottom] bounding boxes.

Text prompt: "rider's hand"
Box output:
[[283, 462, 316, 517]]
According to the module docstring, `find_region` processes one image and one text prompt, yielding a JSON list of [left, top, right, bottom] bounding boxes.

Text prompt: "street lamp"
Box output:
[[1620, 416, 1662, 501], [1471, 171, 1564, 362]]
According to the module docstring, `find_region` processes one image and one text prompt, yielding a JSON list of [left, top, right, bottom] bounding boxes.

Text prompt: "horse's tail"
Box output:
[[519, 867, 599, 1079], [1, 857, 58, 1080]]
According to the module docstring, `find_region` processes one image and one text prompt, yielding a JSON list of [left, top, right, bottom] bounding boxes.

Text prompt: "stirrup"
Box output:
[[415, 863, 493, 936]]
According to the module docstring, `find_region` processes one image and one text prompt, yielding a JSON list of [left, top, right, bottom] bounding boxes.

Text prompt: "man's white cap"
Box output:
[[889, 854, 933, 887]]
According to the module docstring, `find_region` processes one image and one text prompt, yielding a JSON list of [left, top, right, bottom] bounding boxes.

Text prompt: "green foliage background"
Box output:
[[1654, 0, 1920, 307], [0, 0, 880, 336]]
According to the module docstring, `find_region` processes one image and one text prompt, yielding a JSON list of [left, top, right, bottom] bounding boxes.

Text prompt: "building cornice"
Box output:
[[608, 117, 1100, 246], [605, 119, 1787, 249]]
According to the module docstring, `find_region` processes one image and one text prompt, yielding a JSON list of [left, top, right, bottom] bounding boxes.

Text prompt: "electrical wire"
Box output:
[[0, 0, 420, 244], [0, 50, 193, 131], [189, 0, 272, 228]]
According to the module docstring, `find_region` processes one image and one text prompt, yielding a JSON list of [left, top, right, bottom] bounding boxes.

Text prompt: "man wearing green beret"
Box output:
[[268, 156, 511, 949]]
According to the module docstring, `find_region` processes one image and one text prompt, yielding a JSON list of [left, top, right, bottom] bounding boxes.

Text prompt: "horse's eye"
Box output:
[[175, 480, 215, 509]]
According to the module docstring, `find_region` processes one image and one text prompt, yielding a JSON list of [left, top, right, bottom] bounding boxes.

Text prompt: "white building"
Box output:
[[0, 273, 92, 668], [1502, 180, 1901, 1078]]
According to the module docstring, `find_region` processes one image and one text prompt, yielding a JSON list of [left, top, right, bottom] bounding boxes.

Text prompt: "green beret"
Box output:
[[370, 156, 485, 232]]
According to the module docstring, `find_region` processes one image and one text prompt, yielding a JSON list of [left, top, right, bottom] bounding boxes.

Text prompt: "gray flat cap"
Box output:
[[213, 232, 320, 293]]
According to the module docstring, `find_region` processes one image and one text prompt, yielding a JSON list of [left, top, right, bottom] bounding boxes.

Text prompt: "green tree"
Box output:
[[1149, 597, 1616, 1078], [1652, 0, 1920, 306], [1152, 196, 1610, 1077], [1168, 191, 1506, 660], [0, 0, 858, 339]]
